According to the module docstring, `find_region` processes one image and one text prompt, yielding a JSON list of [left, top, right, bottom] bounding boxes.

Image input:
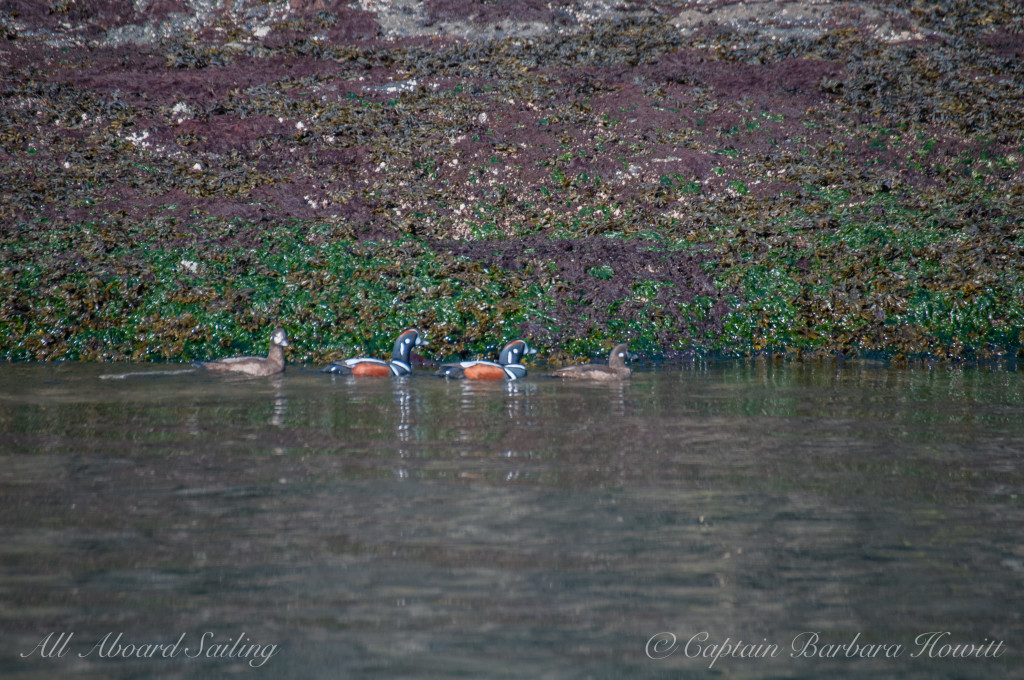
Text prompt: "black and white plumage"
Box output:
[[436, 339, 537, 380], [322, 329, 428, 377]]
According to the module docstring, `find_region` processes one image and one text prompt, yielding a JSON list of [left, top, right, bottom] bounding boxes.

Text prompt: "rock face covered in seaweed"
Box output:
[[1, 1, 1022, 363]]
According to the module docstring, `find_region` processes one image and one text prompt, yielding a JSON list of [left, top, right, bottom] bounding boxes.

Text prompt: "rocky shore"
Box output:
[[1, 1, 1022, 363]]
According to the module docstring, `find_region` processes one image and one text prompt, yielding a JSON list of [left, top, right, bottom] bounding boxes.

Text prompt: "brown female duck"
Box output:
[[550, 343, 631, 381], [198, 328, 290, 377]]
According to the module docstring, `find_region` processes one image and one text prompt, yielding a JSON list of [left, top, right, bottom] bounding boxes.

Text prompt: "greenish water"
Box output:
[[0, 361, 1021, 679]]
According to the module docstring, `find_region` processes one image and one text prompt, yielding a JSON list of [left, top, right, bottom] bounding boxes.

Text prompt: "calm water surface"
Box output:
[[1, 361, 1022, 679]]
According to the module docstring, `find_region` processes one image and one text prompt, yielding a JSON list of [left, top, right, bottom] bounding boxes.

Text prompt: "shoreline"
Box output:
[[2, 1, 1022, 362]]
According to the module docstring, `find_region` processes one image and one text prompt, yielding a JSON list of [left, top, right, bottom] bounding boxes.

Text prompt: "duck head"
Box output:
[[392, 329, 428, 362], [608, 343, 630, 369], [271, 328, 290, 347], [499, 339, 537, 366]]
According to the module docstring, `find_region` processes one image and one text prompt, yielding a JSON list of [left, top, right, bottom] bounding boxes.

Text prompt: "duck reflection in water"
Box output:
[[268, 377, 287, 428], [394, 383, 416, 478]]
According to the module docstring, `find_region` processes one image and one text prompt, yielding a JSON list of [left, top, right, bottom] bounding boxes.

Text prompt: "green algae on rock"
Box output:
[[1, 1, 1022, 362]]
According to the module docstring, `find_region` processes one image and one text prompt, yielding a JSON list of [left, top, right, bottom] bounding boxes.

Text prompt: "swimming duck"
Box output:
[[197, 328, 290, 377], [436, 339, 537, 380], [322, 329, 428, 377], [550, 343, 631, 381]]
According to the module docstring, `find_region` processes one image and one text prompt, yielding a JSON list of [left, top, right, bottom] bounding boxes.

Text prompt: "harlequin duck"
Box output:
[[550, 343, 631, 381], [322, 329, 428, 377], [197, 327, 290, 377], [436, 339, 537, 380]]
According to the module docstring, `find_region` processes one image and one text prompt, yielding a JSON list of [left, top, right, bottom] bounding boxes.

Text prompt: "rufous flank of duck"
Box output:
[[550, 343, 631, 381], [197, 328, 290, 377], [322, 329, 428, 377], [436, 339, 537, 380]]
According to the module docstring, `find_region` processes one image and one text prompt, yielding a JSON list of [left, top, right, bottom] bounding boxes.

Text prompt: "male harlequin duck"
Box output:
[[436, 339, 537, 380], [197, 327, 290, 377], [322, 329, 428, 377], [550, 343, 631, 381]]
